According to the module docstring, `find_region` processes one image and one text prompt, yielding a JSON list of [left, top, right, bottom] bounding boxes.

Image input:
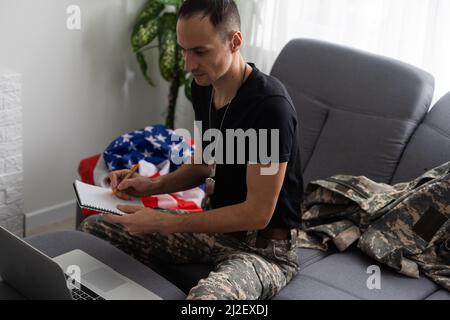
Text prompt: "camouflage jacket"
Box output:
[[298, 162, 450, 290]]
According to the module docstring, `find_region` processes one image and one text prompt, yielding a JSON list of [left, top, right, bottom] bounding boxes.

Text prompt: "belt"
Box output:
[[227, 228, 296, 249], [259, 227, 292, 240]]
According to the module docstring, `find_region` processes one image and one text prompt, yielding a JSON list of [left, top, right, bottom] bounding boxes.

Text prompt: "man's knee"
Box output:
[[186, 265, 261, 300], [78, 214, 121, 242], [78, 214, 103, 233], [186, 277, 241, 300]]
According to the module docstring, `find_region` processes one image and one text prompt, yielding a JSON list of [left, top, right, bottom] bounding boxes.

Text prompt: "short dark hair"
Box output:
[[178, 0, 241, 37]]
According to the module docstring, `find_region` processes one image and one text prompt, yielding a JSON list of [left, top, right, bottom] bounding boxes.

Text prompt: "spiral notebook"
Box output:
[[73, 180, 143, 216]]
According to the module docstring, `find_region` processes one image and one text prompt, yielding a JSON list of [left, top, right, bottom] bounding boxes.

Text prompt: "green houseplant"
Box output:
[[131, 0, 192, 129]]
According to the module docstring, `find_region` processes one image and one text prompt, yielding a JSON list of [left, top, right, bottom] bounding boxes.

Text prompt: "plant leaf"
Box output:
[[158, 13, 178, 82], [136, 0, 165, 22], [131, 1, 164, 52], [131, 19, 161, 52], [136, 52, 154, 86]]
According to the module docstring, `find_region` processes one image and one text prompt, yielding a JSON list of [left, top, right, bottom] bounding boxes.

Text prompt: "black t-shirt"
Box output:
[[191, 64, 303, 229]]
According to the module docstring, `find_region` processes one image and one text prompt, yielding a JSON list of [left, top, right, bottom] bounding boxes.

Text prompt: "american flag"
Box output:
[[104, 125, 193, 173], [78, 125, 205, 217]]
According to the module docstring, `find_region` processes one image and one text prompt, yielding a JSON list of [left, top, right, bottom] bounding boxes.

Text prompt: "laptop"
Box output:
[[0, 226, 162, 300]]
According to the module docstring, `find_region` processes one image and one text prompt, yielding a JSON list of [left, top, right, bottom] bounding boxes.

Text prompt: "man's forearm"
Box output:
[[150, 163, 210, 195], [164, 202, 270, 234]]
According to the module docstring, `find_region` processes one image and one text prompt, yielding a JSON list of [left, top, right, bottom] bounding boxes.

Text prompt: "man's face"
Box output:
[[177, 14, 233, 86]]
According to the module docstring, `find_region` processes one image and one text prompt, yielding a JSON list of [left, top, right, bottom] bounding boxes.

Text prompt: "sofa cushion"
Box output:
[[297, 247, 334, 269], [392, 92, 450, 183], [282, 83, 329, 172], [273, 275, 359, 300], [0, 281, 26, 299], [270, 39, 435, 185], [425, 290, 450, 300], [303, 108, 419, 184], [298, 247, 440, 300]]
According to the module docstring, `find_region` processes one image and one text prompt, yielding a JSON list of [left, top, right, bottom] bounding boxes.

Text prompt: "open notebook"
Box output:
[[73, 180, 143, 216]]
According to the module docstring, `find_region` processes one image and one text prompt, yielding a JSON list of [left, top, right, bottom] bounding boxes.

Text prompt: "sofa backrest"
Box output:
[[270, 39, 435, 185], [392, 93, 450, 183]]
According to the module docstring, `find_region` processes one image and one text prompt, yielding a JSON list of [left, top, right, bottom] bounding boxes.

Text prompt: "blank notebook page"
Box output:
[[73, 180, 143, 215]]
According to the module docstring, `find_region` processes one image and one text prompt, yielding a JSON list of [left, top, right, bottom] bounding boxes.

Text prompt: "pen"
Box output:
[[112, 163, 140, 196]]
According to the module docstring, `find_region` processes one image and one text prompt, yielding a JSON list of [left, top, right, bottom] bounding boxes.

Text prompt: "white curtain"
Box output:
[[238, 0, 450, 102]]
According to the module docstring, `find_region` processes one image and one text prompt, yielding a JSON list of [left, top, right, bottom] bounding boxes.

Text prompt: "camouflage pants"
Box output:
[[79, 210, 299, 300]]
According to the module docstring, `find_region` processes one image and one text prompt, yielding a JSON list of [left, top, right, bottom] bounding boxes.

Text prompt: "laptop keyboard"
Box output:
[[64, 273, 105, 300], [71, 284, 105, 300]]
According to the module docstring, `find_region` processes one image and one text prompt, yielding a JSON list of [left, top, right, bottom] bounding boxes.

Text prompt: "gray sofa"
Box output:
[[8, 39, 450, 299]]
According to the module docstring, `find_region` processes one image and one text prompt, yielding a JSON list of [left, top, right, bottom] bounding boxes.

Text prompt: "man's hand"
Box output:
[[104, 205, 171, 236], [110, 170, 157, 200]]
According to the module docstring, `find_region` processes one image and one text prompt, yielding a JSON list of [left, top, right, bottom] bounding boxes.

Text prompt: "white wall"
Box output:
[[0, 0, 194, 228], [0, 69, 24, 236]]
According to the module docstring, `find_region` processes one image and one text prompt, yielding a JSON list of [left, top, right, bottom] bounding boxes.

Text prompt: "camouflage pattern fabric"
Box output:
[[79, 209, 299, 300], [358, 164, 450, 288], [298, 162, 450, 291]]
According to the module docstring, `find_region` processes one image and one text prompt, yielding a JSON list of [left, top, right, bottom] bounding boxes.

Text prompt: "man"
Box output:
[[80, 0, 303, 300]]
